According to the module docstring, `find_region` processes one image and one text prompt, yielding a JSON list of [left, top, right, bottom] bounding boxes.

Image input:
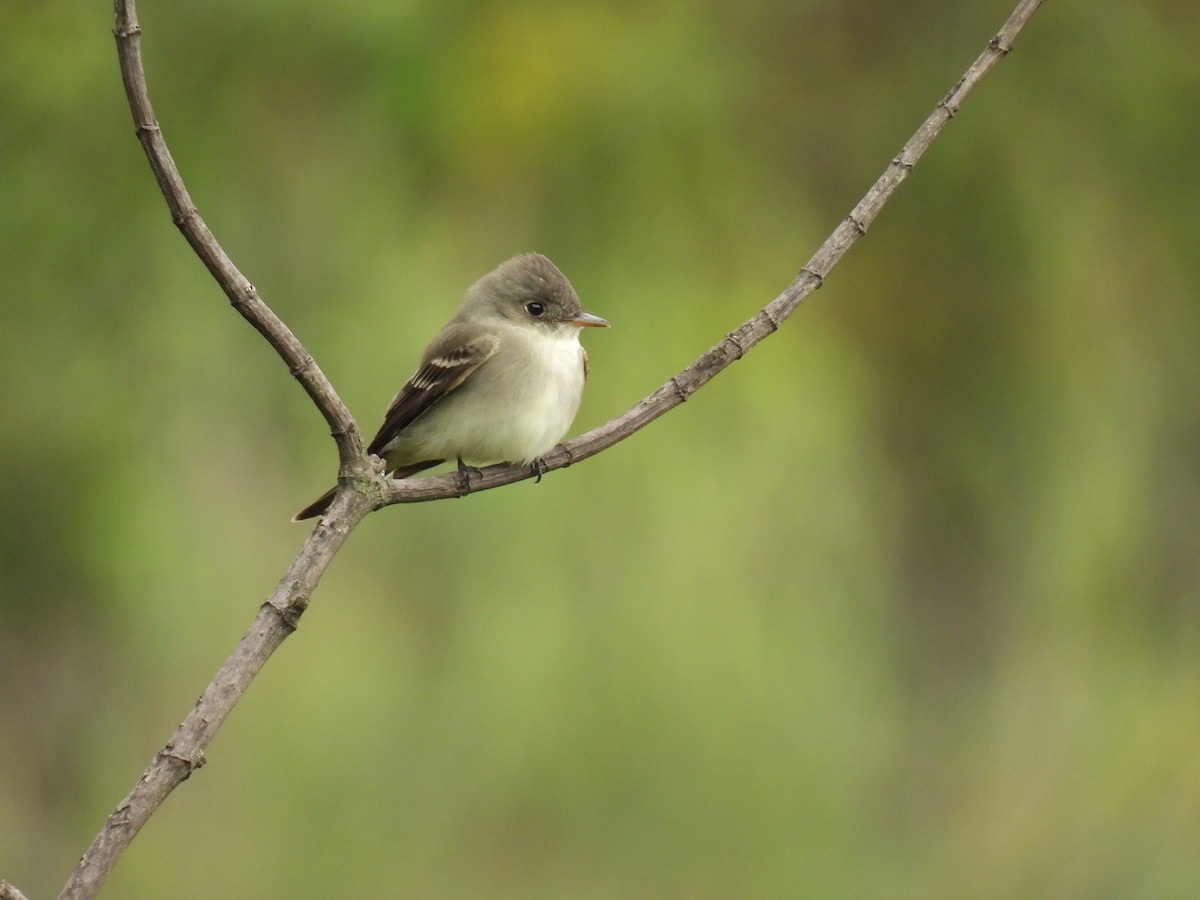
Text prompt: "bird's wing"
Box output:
[[366, 328, 500, 457]]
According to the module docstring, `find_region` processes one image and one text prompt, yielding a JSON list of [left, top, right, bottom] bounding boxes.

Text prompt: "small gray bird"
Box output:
[[294, 253, 608, 520]]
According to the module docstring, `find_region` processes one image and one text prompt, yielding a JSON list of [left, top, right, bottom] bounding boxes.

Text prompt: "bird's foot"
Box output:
[[456, 455, 481, 496], [530, 458, 548, 484]]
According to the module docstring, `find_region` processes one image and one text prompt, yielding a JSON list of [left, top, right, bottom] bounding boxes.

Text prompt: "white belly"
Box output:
[[392, 325, 586, 467]]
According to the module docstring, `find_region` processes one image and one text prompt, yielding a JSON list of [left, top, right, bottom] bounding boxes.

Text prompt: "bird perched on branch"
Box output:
[[294, 253, 608, 521]]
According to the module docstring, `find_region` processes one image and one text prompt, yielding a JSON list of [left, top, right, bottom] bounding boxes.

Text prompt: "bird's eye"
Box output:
[[526, 302, 545, 317]]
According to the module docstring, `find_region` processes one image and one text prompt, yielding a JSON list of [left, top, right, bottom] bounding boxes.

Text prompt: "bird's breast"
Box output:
[[395, 326, 587, 467]]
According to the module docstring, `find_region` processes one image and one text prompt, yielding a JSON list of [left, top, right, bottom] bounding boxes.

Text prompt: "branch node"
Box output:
[[171, 204, 199, 231], [725, 330, 746, 359], [159, 747, 205, 776], [846, 212, 868, 237], [270, 598, 303, 633], [108, 802, 134, 827], [762, 307, 782, 333], [937, 97, 960, 118], [990, 34, 1014, 55], [799, 265, 825, 288], [290, 354, 317, 380], [670, 376, 689, 403]]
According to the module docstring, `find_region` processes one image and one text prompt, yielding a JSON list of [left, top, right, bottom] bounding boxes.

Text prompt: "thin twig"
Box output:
[[55, 1, 1045, 897], [1, 881, 32, 900], [381, 0, 1047, 509], [57, 486, 371, 900], [111, 0, 362, 470]]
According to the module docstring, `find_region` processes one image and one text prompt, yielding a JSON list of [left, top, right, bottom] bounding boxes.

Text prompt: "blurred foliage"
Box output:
[[2, 0, 1199, 897]]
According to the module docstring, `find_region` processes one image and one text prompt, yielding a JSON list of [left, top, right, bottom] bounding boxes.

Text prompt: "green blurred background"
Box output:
[[3, 1, 1198, 896]]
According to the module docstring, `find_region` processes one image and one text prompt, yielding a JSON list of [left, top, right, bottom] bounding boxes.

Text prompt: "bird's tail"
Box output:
[[292, 487, 336, 522], [291, 459, 445, 522]]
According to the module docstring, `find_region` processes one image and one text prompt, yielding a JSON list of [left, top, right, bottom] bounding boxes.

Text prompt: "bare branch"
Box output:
[[111, 0, 362, 470], [57, 488, 372, 900], [60, 0, 1046, 896], [381, 0, 1048, 509], [1, 881, 32, 900]]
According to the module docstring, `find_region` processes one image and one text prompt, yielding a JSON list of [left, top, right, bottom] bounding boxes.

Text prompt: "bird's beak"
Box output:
[[566, 310, 610, 328]]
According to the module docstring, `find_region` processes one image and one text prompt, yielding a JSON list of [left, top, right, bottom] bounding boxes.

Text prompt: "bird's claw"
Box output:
[[530, 458, 548, 484], [456, 455, 481, 495]]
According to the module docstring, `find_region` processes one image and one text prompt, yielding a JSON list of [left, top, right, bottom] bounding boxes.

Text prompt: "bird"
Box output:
[[294, 253, 608, 520]]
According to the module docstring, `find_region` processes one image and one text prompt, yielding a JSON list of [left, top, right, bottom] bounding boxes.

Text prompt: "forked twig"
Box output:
[[45, 1, 1046, 897]]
